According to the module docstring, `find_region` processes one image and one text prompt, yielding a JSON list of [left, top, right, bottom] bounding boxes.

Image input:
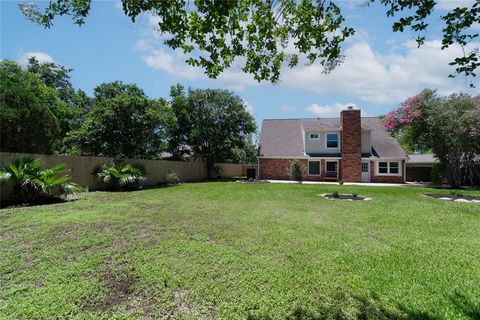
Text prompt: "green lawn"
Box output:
[[1, 182, 479, 319]]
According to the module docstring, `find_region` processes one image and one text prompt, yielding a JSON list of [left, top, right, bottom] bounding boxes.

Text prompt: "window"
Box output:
[[308, 161, 320, 175], [361, 162, 369, 173], [326, 161, 337, 173], [309, 133, 320, 140], [378, 162, 388, 174], [326, 133, 339, 148], [325, 161, 338, 178], [389, 162, 399, 174], [377, 161, 401, 175]]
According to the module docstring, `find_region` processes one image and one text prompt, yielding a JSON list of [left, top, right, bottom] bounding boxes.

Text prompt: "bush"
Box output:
[[431, 163, 443, 185], [93, 160, 146, 190], [332, 191, 340, 198], [287, 160, 305, 182], [352, 192, 358, 197], [166, 170, 181, 184], [0, 157, 84, 204]]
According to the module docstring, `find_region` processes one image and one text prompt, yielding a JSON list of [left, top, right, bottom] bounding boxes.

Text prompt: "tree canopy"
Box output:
[[65, 81, 175, 159], [26, 57, 91, 141], [0, 60, 62, 154], [19, 0, 480, 84], [383, 90, 480, 187]]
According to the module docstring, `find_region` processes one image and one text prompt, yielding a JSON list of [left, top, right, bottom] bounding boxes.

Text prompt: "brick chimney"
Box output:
[[340, 106, 362, 182]]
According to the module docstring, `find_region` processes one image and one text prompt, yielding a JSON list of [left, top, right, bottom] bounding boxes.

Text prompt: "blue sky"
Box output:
[[1, 1, 478, 127]]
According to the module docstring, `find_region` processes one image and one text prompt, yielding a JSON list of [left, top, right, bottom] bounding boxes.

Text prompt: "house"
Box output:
[[257, 107, 407, 183]]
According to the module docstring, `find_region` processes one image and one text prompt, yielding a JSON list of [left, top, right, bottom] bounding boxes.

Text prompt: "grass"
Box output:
[[1, 182, 479, 319]]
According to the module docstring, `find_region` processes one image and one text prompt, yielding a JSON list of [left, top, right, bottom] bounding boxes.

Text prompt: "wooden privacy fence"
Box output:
[[0, 152, 254, 201]]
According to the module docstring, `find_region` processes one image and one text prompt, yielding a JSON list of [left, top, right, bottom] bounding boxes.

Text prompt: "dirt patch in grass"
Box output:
[[321, 193, 371, 201], [86, 263, 137, 312]]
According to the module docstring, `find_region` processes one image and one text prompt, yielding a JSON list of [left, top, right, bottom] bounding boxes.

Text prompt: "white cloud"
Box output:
[[244, 100, 254, 114], [18, 51, 54, 65], [305, 103, 369, 117], [436, 1, 475, 10], [141, 46, 259, 91], [142, 49, 202, 80], [137, 22, 477, 104], [134, 39, 152, 52], [281, 40, 478, 105], [281, 105, 297, 112]]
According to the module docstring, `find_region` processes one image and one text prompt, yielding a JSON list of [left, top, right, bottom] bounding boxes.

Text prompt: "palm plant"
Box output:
[[0, 158, 84, 204], [93, 161, 146, 190]]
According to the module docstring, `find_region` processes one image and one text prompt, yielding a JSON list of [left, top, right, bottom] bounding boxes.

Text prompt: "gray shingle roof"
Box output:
[[258, 117, 407, 159], [407, 154, 439, 164]]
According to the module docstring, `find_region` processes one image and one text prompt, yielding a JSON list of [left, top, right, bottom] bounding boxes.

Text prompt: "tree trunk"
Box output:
[[446, 155, 462, 188]]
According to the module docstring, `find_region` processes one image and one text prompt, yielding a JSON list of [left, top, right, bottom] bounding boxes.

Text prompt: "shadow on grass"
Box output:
[[244, 291, 480, 320], [449, 291, 480, 320], [0, 196, 79, 209]]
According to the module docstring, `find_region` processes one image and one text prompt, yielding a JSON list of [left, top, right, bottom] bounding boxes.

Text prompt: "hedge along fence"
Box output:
[[0, 152, 254, 202]]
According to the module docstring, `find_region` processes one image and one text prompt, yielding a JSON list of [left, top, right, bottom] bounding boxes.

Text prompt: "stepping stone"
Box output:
[[454, 198, 470, 203]]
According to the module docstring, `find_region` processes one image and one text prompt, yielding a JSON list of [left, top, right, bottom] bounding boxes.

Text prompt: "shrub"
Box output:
[[332, 191, 340, 198], [352, 192, 358, 197], [287, 160, 305, 182], [431, 163, 443, 185], [166, 170, 181, 184], [93, 161, 146, 190], [339, 180, 344, 185], [0, 157, 84, 204]]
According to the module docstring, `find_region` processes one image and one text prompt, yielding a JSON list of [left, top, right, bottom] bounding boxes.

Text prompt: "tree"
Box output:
[[19, 1, 479, 84], [165, 84, 191, 161], [26, 57, 91, 140], [184, 89, 256, 177], [383, 90, 480, 187], [228, 134, 258, 164], [0, 60, 62, 154], [66, 81, 175, 159]]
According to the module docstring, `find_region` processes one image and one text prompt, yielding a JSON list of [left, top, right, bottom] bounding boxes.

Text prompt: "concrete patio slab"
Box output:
[[266, 180, 408, 187]]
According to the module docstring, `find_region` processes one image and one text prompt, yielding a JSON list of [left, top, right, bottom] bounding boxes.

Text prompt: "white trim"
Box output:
[[324, 160, 339, 179], [258, 156, 342, 160], [309, 132, 320, 140], [307, 160, 321, 176], [375, 161, 402, 176], [373, 157, 407, 160], [361, 161, 370, 182], [325, 132, 340, 150]]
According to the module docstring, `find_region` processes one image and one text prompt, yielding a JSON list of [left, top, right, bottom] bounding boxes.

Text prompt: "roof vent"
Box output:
[[347, 106, 354, 110]]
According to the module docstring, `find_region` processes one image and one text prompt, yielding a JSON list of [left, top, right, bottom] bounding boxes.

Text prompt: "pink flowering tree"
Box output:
[[384, 90, 480, 187], [382, 90, 435, 154]]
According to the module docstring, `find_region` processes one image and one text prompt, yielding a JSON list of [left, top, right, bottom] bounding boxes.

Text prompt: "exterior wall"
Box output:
[[258, 158, 406, 183], [340, 109, 362, 182], [370, 160, 406, 183], [259, 158, 330, 181], [304, 131, 341, 154], [361, 130, 371, 154]]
